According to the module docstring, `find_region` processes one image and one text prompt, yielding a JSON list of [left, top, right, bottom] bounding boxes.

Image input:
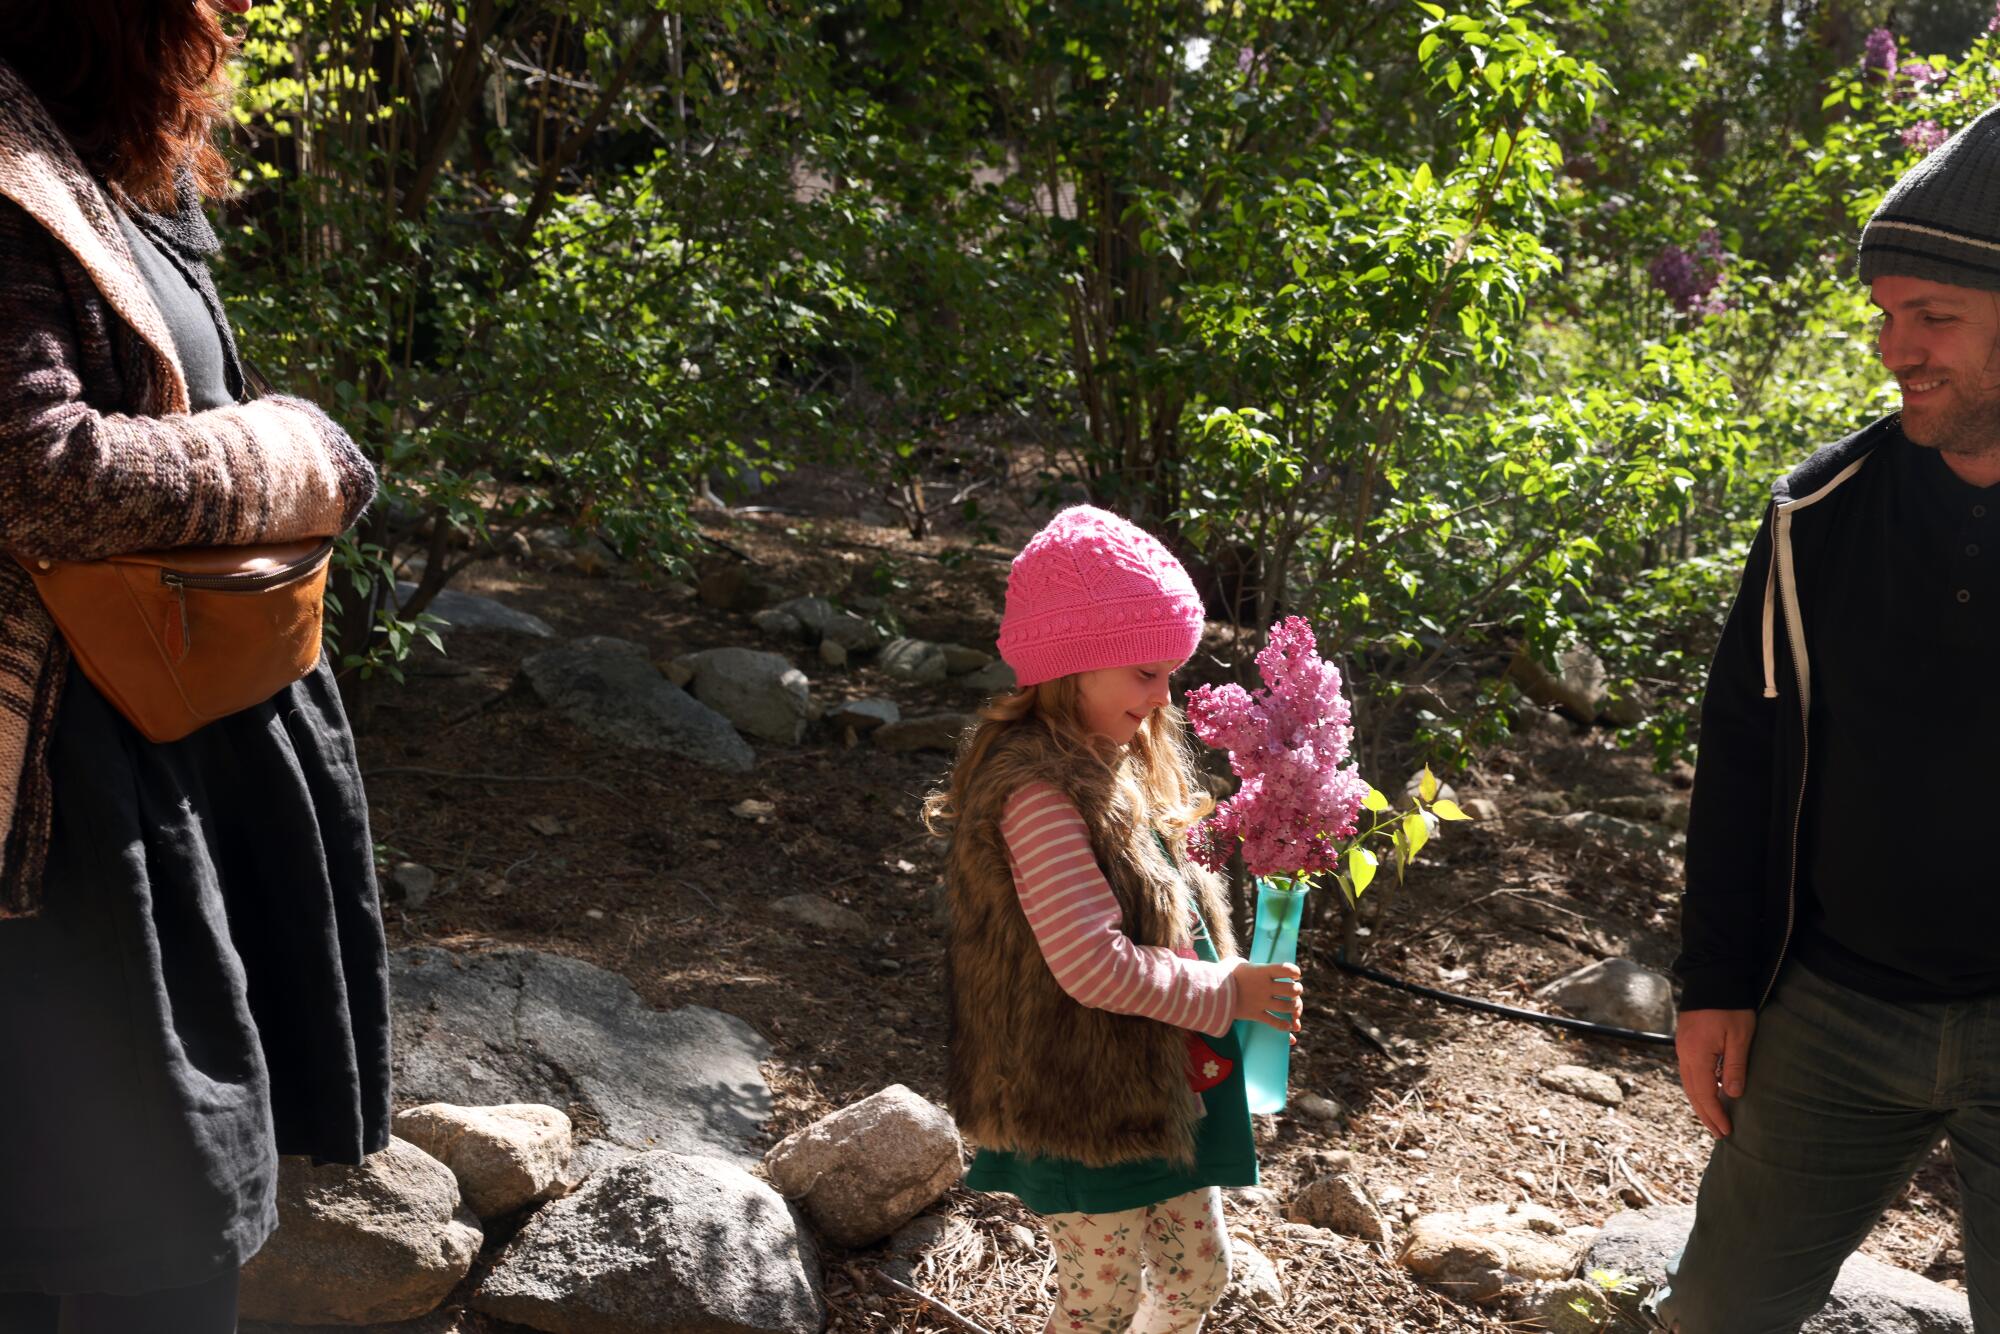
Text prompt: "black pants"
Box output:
[[0, 1266, 238, 1334]]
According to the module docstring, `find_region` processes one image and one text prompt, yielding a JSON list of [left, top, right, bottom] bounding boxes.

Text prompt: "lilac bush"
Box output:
[[1902, 119, 1947, 153], [1647, 229, 1729, 315], [1864, 28, 1897, 81]]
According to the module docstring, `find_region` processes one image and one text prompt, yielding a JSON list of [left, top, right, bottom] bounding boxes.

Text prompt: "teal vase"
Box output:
[[1234, 876, 1308, 1113]]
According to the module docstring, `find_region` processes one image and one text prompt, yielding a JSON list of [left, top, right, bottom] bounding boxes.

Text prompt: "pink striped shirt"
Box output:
[[999, 781, 1235, 1039]]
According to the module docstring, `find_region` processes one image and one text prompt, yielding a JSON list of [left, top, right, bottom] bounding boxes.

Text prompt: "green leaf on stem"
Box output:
[[1402, 810, 1430, 859], [1350, 847, 1377, 895]]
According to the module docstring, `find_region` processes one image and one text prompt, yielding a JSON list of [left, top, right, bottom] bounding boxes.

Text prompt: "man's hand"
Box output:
[[1675, 1008, 1756, 1138]]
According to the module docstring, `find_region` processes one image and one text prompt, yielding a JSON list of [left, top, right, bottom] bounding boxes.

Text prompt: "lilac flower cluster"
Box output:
[[1864, 28, 1898, 80], [1647, 229, 1729, 316], [1184, 617, 1371, 878], [1902, 119, 1948, 153], [1990, 2, 2000, 35]]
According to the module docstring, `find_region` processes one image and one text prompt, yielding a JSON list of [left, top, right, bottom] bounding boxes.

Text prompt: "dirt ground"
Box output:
[[357, 464, 1965, 1332]]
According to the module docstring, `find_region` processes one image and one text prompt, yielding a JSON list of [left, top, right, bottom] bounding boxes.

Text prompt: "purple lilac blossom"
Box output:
[[1184, 616, 1370, 879], [1648, 228, 1729, 315], [1902, 119, 1948, 153], [1864, 28, 1898, 80]]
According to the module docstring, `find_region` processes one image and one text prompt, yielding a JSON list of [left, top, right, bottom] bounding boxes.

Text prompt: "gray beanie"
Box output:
[[1860, 104, 2000, 291]]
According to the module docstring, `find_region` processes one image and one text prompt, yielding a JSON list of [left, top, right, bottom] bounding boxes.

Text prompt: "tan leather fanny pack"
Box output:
[[14, 537, 336, 743]]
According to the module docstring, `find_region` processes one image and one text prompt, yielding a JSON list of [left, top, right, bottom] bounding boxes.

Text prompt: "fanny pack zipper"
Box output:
[[157, 537, 335, 662], [157, 536, 336, 592]]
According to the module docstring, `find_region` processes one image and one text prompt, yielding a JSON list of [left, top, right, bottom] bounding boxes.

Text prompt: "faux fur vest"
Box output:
[[944, 723, 1238, 1169]]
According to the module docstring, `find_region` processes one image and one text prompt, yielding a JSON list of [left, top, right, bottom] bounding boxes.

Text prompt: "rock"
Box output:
[[395, 583, 555, 639], [960, 659, 1018, 695], [1536, 959, 1676, 1036], [772, 894, 868, 935], [1004, 1223, 1037, 1253], [522, 637, 754, 772], [238, 1139, 482, 1325], [764, 1085, 965, 1248], [1227, 1235, 1285, 1308], [1399, 1202, 1593, 1304], [822, 611, 885, 654], [875, 713, 974, 753], [1404, 769, 1459, 807], [1507, 645, 1609, 723], [878, 637, 949, 685], [676, 647, 812, 745], [1519, 790, 1570, 816], [474, 1151, 824, 1334], [732, 798, 776, 821], [392, 1104, 573, 1219], [1287, 1173, 1390, 1245], [1537, 1064, 1625, 1108], [753, 608, 806, 642], [1586, 1205, 1974, 1332], [697, 564, 770, 612], [1561, 809, 1670, 852], [1400, 1229, 1510, 1303], [661, 658, 695, 688], [390, 947, 772, 1173], [1508, 1278, 1616, 1333], [772, 596, 837, 637], [503, 529, 535, 562], [938, 644, 994, 675], [818, 639, 847, 668], [829, 698, 900, 733], [1292, 1092, 1346, 1125], [570, 535, 618, 578], [386, 862, 436, 910], [1595, 793, 1692, 831], [1463, 798, 1501, 823]]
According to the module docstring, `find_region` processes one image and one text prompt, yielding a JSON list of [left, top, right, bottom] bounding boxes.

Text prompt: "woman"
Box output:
[[0, 0, 389, 1329]]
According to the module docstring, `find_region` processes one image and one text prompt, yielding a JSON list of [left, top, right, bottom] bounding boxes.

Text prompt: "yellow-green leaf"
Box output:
[[1419, 767, 1439, 802], [1402, 810, 1430, 859], [1350, 847, 1377, 895], [1432, 799, 1470, 821], [1363, 787, 1390, 812]]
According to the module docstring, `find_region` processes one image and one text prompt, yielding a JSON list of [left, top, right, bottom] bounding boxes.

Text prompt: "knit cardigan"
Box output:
[[0, 62, 377, 918]]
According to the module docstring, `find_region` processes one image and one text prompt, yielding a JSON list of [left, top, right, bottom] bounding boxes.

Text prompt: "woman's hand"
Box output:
[[1229, 960, 1303, 1032]]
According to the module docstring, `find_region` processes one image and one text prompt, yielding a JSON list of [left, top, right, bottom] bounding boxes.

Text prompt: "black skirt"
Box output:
[[0, 656, 391, 1294]]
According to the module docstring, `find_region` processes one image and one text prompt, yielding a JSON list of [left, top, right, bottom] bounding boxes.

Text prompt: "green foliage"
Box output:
[[215, 0, 1982, 762]]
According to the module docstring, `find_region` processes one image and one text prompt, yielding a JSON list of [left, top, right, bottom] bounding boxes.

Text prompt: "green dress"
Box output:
[[963, 895, 1259, 1215]]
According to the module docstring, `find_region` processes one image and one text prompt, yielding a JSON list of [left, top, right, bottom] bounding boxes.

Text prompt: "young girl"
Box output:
[[928, 505, 1305, 1334]]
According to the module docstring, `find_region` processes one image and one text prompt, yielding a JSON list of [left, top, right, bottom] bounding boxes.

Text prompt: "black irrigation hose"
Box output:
[[1331, 947, 1677, 1047]]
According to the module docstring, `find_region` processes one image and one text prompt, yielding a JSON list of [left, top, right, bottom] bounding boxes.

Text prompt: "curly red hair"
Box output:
[[0, 0, 238, 209]]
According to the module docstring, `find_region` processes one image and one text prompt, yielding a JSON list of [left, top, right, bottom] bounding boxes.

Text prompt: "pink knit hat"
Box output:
[[997, 506, 1207, 688]]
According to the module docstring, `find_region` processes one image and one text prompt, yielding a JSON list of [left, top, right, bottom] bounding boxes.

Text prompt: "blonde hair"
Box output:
[[923, 674, 1213, 842]]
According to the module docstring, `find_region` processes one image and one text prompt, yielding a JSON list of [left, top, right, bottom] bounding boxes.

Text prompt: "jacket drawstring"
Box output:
[[1761, 536, 1779, 699]]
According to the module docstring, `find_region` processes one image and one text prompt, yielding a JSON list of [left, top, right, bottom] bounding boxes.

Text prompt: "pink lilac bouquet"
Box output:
[[1184, 616, 1373, 878]]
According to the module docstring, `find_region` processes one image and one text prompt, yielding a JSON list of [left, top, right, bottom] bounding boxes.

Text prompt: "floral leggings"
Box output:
[[1042, 1187, 1232, 1333]]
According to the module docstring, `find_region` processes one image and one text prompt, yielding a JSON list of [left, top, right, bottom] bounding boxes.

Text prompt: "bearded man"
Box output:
[[1647, 107, 2000, 1331]]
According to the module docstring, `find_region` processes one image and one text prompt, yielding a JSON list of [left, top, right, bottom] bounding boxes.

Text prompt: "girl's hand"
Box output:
[[1229, 960, 1304, 1032]]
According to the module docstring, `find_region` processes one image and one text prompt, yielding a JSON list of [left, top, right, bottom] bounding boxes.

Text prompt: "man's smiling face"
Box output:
[[1873, 273, 2000, 461]]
